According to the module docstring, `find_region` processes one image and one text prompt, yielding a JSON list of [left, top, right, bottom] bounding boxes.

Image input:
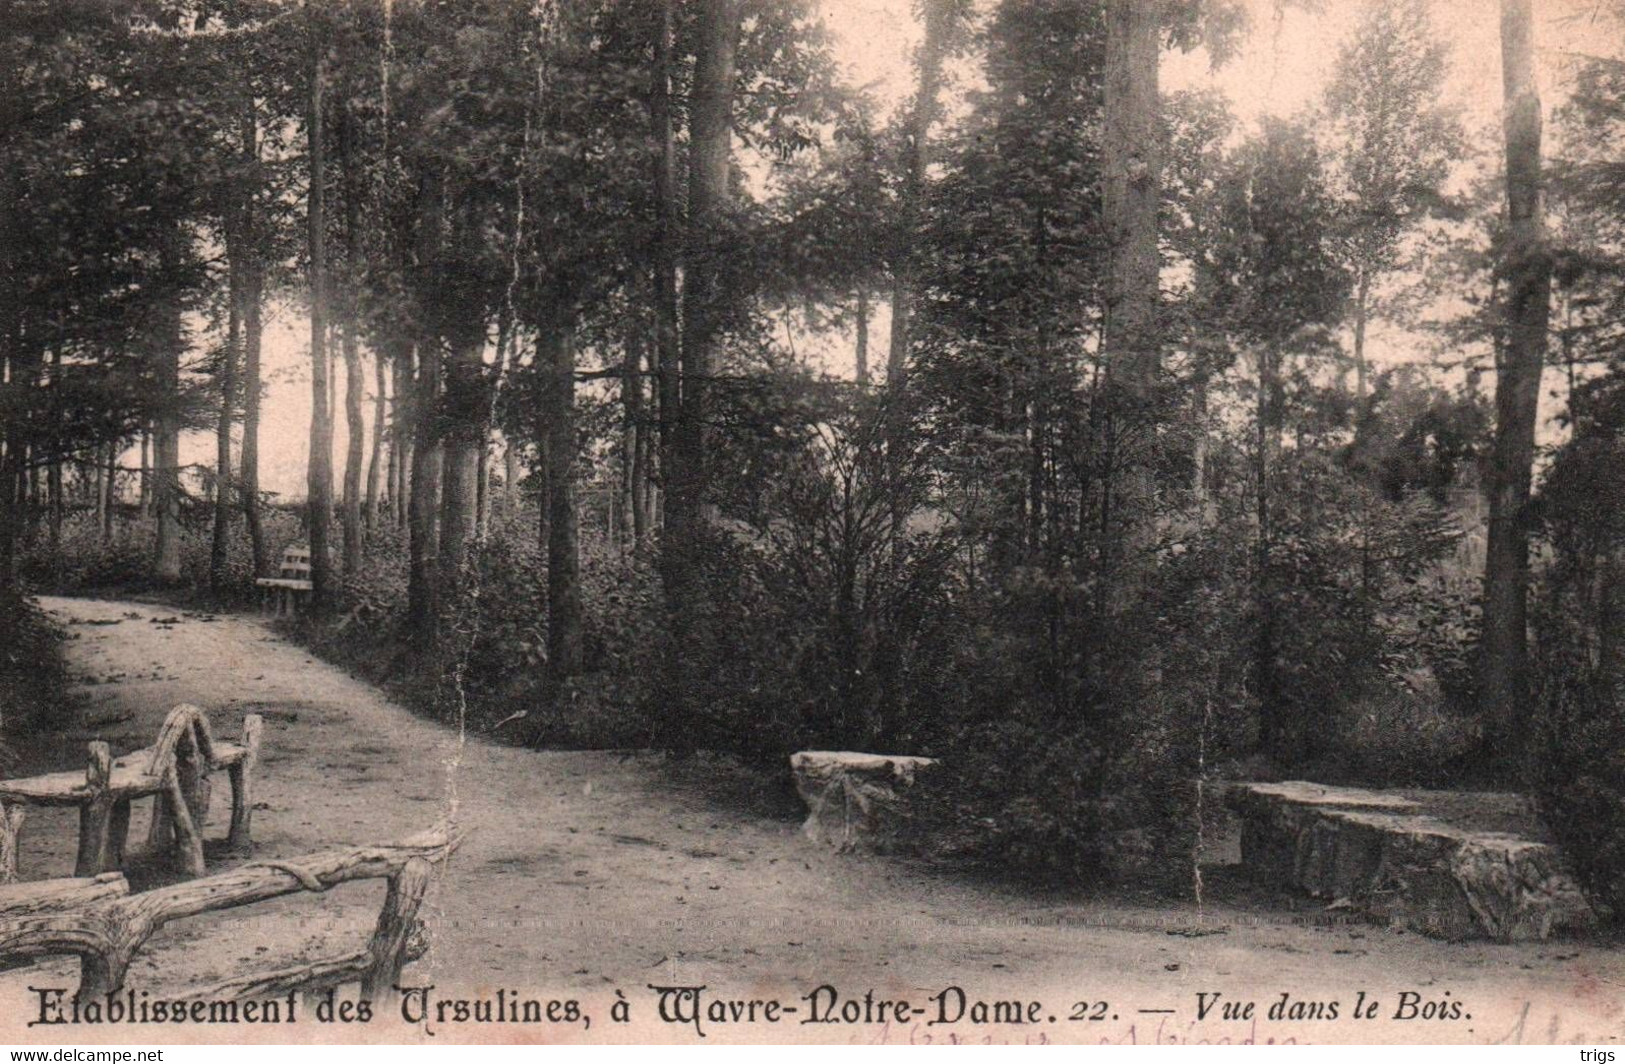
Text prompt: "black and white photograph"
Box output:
[[0, 0, 1622, 1047]]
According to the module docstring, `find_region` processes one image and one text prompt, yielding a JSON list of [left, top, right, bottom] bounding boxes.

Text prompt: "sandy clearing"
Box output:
[[0, 595, 1618, 1045]]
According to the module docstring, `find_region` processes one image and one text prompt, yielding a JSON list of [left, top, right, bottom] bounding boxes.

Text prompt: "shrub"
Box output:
[[0, 587, 70, 771]]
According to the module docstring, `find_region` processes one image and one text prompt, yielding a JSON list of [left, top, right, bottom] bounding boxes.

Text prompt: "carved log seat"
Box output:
[[0, 705, 263, 883]]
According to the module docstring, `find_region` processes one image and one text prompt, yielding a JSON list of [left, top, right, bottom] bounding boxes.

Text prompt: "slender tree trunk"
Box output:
[[210, 218, 242, 594], [1352, 270, 1371, 405], [153, 227, 185, 585], [885, 0, 952, 409], [502, 436, 520, 519], [138, 430, 150, 517], [101, 441, 116, 544], [391, 344, 412, 530], [306, 44, 335, 610], [367, 347, 386, 530], [339, 97, 364, 576], [1479, 0, 1552, 772], [407, 346, 443, 646], [44, 349, 60, 555], [1191, 373, 1209, 512], [342, 322, 364, 573], [1255, 346, 1287, 762], [475, 435, 490, 539], [622, 329, 647, 545], [649, 0, 681, 538], [0, 149, 18, 592], [237, 94, 268, 577], [93, 449, 106, 527], [854, 287, 870, 384], [546, 326, 582, 679], [46, 454, 61, 556], [240, 248, 267, 577]]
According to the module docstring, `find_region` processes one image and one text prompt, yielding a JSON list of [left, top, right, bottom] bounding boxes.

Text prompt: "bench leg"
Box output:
[[0, 803, 25, 884], [227, 714, 263, 851], [108, 799, 132, 870], [74, 742, 113, 878], [164, 773, 206, 879], [147, 789, 177, 852]]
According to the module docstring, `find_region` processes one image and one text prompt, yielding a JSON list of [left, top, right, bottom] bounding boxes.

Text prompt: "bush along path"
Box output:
[[0, 595, 1618, 1044]]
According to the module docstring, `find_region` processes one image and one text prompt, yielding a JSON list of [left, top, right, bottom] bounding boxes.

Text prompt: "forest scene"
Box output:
[[2, 0, 1625, 1041]]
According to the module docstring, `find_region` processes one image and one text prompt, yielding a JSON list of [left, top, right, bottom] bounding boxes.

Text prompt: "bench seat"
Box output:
[[0, 741, 250, 807]]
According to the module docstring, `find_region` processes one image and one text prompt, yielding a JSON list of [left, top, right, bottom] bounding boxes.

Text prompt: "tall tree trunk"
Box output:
[[622, 329, 647, 545], [545, 326, 583, 679], [1099, 0, 1163, 594], [210, 217, 242, 594], [854, 287, 870, 384], [656, 0, 741, 742], [367, 347, 386, 530], [1254, 346, 1288, 762], [665, 0, 741, 563], [1352, 269, 1372, 404], [1102, 0, 1162, 408], [502, 436, 520, 520], [0, 141, 17, 592], [44, 348, 60, 555], [101, 441, 116, 544], [238, 93, 268, 577], [153, 227, 185, 584], [407, 347, 443, 646], [1479, 0, 1552, 771], [240, 245, 267, 577], [886, 0, 952, 409], [437, 421, 479, 611], [391, 344, 412, 530], [46, 453, 61, 556], [93, 449, 106, 528], [342, 322, 364, 573], [648, 0, 681, 538], [339, 99, 364, 577], [138, 430, 151, 517], [437, 306, 490, 612], [475, 434, 490, 539], [306, 44, 335, 610]]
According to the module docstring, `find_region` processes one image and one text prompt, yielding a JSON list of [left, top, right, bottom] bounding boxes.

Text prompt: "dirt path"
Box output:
[[6, 596, 1622, 1044]]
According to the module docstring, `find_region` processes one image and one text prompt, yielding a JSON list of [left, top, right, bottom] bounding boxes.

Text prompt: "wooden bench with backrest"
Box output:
[[256, 544, 314, 615], [0, 705, 262, 883], [0, 828, 459, 1004]]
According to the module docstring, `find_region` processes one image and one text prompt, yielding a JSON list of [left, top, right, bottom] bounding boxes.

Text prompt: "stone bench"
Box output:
[[0, 829, 459, 1002], [790, 751, 936, 853], [0, 705, 263, 883], [1227, 781, 1595, 941]]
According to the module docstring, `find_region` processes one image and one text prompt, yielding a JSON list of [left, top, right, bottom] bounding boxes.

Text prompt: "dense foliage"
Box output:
[[4, 0, 1622, 901]]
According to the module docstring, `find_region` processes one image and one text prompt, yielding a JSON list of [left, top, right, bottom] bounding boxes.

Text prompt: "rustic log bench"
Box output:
[[256, 545, 314, 615], [0, 705, 263, 883], [0, 829, 459, 1002]]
